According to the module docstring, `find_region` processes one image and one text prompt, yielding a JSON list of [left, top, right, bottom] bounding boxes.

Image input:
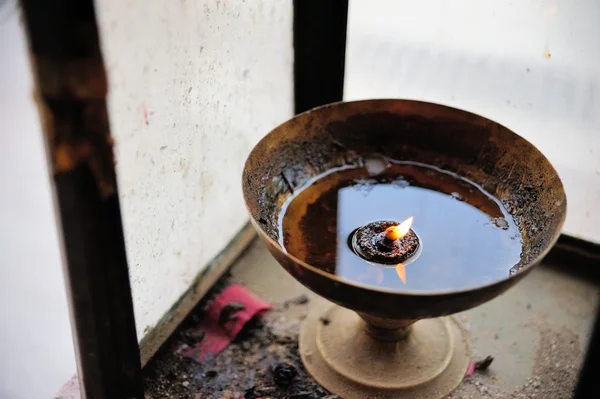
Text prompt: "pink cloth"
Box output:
[[464, 361, 477, 377], [179, 284, 272, 362]]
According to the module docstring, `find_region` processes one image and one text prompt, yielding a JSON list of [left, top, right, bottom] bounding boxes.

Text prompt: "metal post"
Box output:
[[19, 0, 144, 398], [293, 0, 349, 114]]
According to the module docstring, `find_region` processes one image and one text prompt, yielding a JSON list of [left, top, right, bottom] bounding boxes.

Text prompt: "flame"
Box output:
[[396, 263, 406, 284], [385, 216, 414, 241]]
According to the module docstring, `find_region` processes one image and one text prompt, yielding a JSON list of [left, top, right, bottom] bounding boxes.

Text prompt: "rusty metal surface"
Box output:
[[242, 99, 566, 321], [19, 0, 143, 398]]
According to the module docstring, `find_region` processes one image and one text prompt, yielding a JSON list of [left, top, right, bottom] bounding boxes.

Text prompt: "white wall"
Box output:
[[346, 0, 600, 243], [0, 10, 77, 399], [95, 0, 294, 337]]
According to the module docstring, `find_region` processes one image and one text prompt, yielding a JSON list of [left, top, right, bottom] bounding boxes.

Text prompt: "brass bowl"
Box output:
[[242, 99, 566, 398]]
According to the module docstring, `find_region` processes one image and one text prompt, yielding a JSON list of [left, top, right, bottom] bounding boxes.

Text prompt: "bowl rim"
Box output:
[[242, 98, 567, 297]]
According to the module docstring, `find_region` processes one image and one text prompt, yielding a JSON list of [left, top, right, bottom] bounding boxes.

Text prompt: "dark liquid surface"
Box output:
[[279, 159, 523, 293]]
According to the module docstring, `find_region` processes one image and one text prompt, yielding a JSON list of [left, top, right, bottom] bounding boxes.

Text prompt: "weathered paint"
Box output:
[[20, 0, 144, 396]]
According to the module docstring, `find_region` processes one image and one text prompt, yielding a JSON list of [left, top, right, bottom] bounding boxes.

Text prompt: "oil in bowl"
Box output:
[[278, 157, 522, 293]]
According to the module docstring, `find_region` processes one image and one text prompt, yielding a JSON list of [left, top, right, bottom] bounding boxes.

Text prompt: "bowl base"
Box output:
[[299, 303, 471, 398]]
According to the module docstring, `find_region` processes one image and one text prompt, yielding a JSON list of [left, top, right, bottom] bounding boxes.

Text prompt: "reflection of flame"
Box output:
[[385, 216, 414, 241], [396, 263, 406, 284]]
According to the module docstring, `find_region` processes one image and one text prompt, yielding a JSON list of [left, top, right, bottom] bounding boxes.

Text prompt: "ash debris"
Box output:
[[447, 326, 582, 399], [144, 275, 583, 399], [144, 293, 337, 399]]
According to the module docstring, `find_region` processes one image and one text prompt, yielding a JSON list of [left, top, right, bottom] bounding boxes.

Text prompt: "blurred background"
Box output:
[[345, 0, 600, 241], [1, 1, 598, 398]]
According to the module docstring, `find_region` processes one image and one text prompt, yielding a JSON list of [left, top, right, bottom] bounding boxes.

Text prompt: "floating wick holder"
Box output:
[[352, 220, 421, 265]]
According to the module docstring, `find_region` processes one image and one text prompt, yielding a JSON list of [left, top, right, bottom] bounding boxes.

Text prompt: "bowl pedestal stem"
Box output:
[[299, 301, 471, 399]]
